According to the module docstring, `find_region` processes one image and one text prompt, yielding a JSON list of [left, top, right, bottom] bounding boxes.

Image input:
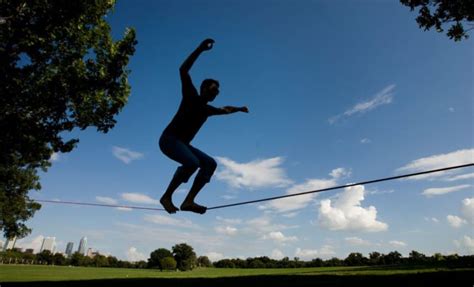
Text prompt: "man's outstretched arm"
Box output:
[[180, 38, 214, 75], [211, 106, 249, 115]]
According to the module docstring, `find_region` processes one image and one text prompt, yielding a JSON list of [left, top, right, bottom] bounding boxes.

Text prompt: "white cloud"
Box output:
[[422, 184, 471, 197], [424, 217, 439, 223], [360, 138, 371, 144], [216, 216, 242, 225], [329, 168, 351, 179], [116, 207, 133, 212], [295, 245, 336, 260], [445, 173, 474, 182], [271, 249, 285, 260], [329, 84, 395, 124], [112, 146, 144, 164], [447, 215, 467, 228], [215, 226, 238, 236], [461, 197, 474, 224], [295, 248, 319, 259], [345, 237, 371, 246], [216, 156, 292, 189], [263, 231, 297, 244], [454, 236, 474, 254], [144, 214, 195, 229], [206, 252, 224, 262], [121, 193, 159, 204], [396, 149, 474, 180], [95, 196, 118, 205], [389, 240, 407, 248], [318, 185, 388, 232], [50, 152, 60, 162], [126, 247, 146, 262], [265, 168, 348, 213]]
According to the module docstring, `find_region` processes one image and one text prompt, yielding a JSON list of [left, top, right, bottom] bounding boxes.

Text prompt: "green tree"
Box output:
[[70, 252, 85, 266], [0, 0, 137, 239], [148, 248, 173, 270], [197, 255, 212, 267], [35, 250, 53, 265], [160, 256, 177, 270], [52, 252, 66, 265], [400, 0, 474, 41], [369, 251, 382, 265], [344, 252, 367, 266], [172, 243, 197, 271]]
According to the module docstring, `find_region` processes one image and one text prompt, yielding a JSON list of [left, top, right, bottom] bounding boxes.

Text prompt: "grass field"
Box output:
[[1, 264, 473, 286]]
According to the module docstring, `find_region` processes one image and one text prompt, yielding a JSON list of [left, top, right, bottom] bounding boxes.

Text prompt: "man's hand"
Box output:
[[240, 106, 249, 113], [199, 38, 215, 51]]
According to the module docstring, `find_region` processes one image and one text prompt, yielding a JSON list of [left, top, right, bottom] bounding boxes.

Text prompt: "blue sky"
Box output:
[[9, 0, 474, 262]]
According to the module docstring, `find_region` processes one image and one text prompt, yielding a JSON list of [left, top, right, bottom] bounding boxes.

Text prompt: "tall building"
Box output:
[[65, 242, 74, 257], [78, 237, 87, 255], [40, 237, 56, 253], [3, 236, 17, 251]]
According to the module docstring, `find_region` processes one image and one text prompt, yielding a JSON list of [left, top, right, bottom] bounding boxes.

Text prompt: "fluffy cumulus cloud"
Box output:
[[216, 156, 292, 189], [345, 237, 371, 246], [295, 245, 336, 260], [396, 149, 474, 180], [461, 197, 474, 224], [263, 231, 297, 244], [215, 226, 238, 236], [271, 249, 285, 260], [121, 193, 159, 204], [144, 214, 195, 229], [454, 236, 474, 254], [389, 240, 407, 248], [422, 184, 471, 197], [95, 196, 118, 205], [447, 215, 467, 228], [318, 185, 388, 232], [112, 146, 144, 164], [126, 247, 146, 262], [265, 168, 349, 213], [329, 84, 395, 124], [205, 252, 224, 262]]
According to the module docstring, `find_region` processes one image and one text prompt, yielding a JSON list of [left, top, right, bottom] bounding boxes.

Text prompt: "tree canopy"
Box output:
[[400, 0, 474, 41], [0, 0, 137, 238]]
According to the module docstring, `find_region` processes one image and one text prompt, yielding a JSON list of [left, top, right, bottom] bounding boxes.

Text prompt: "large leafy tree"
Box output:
[[148, 248, 173, 270], [0, 0, 137, 239], [400, 0, 474, 41], [172, 243, 197, 271]]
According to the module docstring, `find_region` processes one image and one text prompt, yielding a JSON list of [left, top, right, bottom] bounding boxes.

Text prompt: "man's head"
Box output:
[[200, 79, 220, 102]]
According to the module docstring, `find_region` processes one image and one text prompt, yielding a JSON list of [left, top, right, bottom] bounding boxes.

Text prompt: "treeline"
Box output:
[[2, 245, 473, 270], [213, 251, 474, 269], [0, 250, 147, 269]]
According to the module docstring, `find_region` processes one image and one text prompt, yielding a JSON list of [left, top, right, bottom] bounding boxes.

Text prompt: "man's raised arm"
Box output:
[[179, 38, 215, 75]]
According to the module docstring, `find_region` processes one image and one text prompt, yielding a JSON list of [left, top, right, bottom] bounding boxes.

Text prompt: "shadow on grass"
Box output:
[[3, 270, 473, 287]]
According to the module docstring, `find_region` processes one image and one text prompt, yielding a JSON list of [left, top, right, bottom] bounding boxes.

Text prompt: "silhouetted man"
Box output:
[[159, 39, 249, 214]]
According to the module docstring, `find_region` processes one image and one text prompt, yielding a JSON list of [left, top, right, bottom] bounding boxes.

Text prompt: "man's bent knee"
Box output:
[[174, 164, 198, 183]]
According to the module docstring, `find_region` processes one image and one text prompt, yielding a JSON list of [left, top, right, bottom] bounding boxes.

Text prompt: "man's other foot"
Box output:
[[180, 202, 207, 214], [160, 197, 179, 214]]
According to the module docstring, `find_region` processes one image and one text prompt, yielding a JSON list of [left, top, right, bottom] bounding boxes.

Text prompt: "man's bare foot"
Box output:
[[180, 202, 207, 214], [160, 197, 179, 214]]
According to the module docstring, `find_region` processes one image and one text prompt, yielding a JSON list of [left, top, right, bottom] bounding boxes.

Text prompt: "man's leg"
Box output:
[[159, 135, 199, 214], [180, 147, 217, 214]]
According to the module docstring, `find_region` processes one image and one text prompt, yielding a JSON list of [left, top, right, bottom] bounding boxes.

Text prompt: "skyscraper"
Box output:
[[65, 242, 74, 257], [40, 237, 56, 253], [78, 237, 87, 255], [3, 236, 17, 251]]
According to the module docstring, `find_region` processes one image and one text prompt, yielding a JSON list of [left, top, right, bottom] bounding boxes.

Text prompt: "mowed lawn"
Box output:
[[1, 265, 473, 287]]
